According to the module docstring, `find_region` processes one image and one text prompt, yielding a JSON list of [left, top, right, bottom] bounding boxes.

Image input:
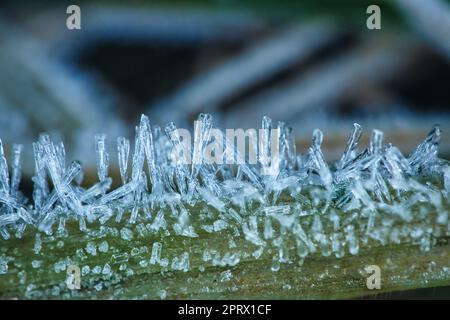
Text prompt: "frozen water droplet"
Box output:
[[33, 234, 42, 254], [31, 260, 42, 269], [98, 240, 109, 253], [220, 270, 233, 282], [86, 242, 97, 256], [82, 265, 90, 276], [158, 289, 167, 299], [271, 256, 280, 272], [120, 228, 133, 241], [102, 263, 112, 275]]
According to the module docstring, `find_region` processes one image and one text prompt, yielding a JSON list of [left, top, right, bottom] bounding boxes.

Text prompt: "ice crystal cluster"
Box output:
[[0, 114, 449, 279]]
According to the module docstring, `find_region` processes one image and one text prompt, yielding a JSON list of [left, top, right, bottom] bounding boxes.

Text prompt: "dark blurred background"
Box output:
[[0, 0, 449, 173], [0, 0, 449, 299]]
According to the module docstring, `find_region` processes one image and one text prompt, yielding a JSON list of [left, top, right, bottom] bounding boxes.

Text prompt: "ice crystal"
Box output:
[[86, 242, 97, 256], [0, 113, 449, 280], [98, 240, 109, 253], [120, 228, 133, 241]]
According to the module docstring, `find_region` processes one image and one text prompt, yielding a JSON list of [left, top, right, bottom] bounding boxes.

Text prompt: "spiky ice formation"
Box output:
[[0, 114, 449, 280]]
